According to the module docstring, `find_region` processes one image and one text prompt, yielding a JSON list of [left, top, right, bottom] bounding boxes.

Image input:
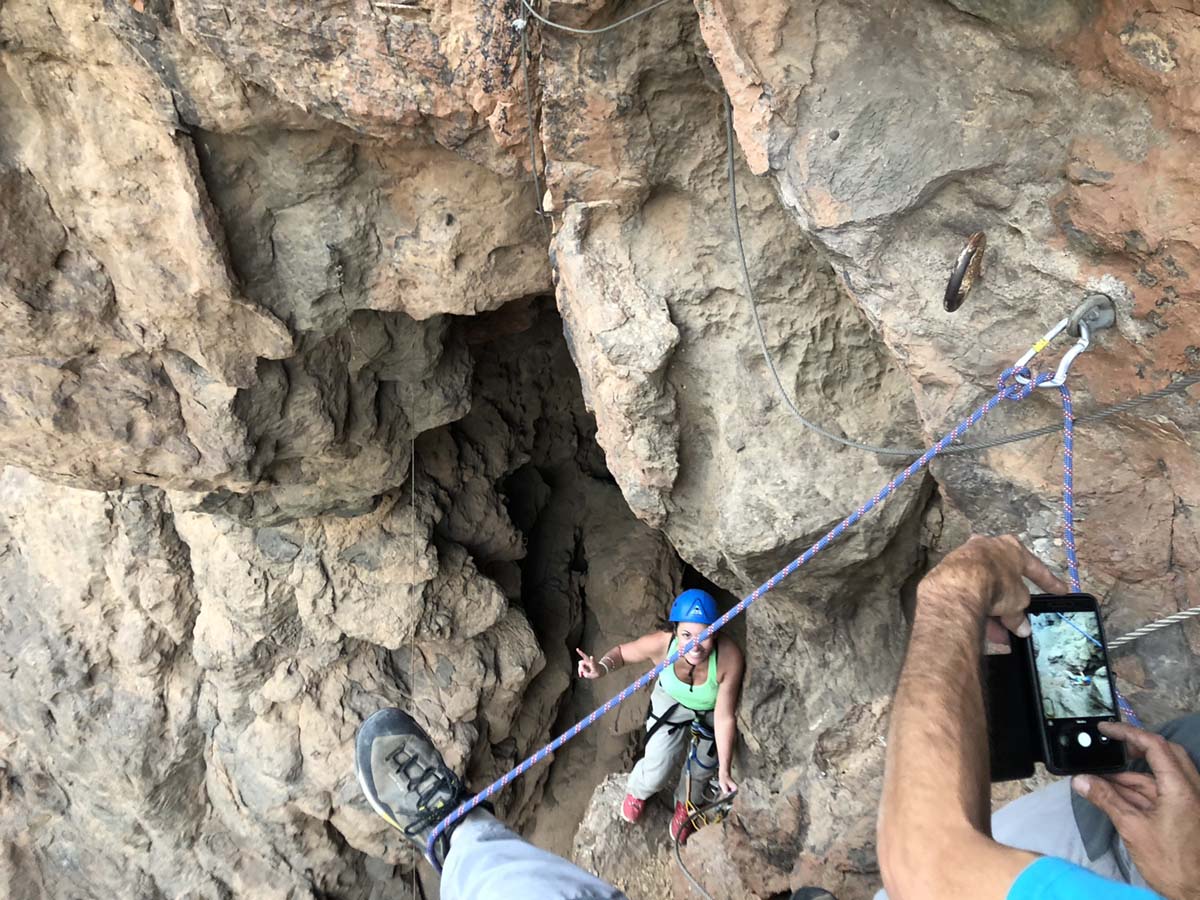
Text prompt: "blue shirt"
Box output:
[[1008, 858, 1163, 900]]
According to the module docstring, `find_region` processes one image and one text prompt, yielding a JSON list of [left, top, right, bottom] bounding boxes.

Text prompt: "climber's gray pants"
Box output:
[[442, 810, 626, 900], [872, 779, 1146, 899], [626, 681, 717, 805]]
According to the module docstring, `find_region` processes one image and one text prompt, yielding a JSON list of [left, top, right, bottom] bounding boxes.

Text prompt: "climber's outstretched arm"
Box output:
[[576, 632, 671, 679]]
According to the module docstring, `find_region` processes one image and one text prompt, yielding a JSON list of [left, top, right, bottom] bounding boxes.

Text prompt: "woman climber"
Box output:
[[576, 588, 744, 845]]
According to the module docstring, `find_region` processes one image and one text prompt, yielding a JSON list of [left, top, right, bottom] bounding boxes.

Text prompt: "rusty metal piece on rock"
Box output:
[[943, 231, 986, 312]]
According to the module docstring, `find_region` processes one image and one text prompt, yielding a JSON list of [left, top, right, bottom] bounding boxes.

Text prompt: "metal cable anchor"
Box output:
[[1067, 292, 1117, 337]]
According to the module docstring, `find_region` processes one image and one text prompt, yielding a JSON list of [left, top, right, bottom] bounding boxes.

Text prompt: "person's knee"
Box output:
[[642, 754, 678, 785], [632, 751, 680, 792]]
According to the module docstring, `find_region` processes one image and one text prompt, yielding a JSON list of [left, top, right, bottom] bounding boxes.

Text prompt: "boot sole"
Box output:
[[354, 708, 430, 835]]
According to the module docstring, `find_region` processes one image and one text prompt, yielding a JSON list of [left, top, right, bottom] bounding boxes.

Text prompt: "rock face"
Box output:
[[573, 774, 678, 899], [1, 2, 1198, 899], [0, 303, 629, 899], [0, 0, 549, 518]]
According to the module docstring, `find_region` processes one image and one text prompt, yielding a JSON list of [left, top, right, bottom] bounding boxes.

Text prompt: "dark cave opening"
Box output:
[[451, 295, 713, 856]]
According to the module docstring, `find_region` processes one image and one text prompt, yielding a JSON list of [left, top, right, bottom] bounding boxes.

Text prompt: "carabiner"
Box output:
[[1013, 318, 1091, 387]]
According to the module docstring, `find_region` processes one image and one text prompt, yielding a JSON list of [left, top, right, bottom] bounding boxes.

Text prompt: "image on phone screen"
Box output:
[[1028, 611, 1115, 719], [1025, 596, 1125, 774]]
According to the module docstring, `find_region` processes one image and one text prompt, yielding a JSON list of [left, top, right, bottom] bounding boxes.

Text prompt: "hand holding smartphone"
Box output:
[[1025, 594, 1126, 775], [988, 592, 1127, 780]]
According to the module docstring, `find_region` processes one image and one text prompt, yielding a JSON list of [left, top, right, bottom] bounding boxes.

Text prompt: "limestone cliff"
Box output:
[[0, 2, 1197, 899]]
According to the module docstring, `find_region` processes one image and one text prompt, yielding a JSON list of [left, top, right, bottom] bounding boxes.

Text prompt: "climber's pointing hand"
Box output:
[[576, 648, 602, 679]]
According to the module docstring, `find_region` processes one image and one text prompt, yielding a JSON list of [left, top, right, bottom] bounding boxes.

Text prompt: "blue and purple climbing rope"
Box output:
[[427, 366, 1096, 858], [1050, 382, 1142, 727], [1059, 383, 1081, 591]]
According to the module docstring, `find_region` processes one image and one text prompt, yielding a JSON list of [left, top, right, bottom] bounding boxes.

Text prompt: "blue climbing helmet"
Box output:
[[669, 589, 718, 626]]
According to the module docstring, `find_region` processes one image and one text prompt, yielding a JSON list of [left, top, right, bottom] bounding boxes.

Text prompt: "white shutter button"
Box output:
[[1076, 731, 1093, 748]]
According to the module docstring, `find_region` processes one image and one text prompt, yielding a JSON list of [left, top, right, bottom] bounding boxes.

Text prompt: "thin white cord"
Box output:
[[1109, 606, 1200, 650], [519, 0, 675, 35]]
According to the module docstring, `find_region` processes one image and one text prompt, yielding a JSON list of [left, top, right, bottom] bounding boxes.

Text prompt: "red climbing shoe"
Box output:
[[621, 793, 645, 824], [670, 801, 696, 845]]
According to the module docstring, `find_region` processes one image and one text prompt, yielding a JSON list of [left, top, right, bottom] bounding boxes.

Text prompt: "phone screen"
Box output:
[[1028, 611, 1115, 719], [1026, 596, 1125, 774]]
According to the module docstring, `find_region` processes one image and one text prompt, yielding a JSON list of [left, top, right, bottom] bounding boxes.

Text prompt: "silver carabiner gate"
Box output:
[[1013, 318, 1091, 387]]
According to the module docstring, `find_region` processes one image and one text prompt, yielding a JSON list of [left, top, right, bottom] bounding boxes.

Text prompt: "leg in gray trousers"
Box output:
[[628, 681, 717, 804], [441, 811, 627, 900], [872, 779, 1144, 900]]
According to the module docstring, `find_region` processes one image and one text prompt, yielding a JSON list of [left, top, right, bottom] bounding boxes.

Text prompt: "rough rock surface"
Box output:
[[0, 0, 549, 518], [1, 1, 1198, 899], [0, 301, 656, 899], [572, 774, 677, 900]]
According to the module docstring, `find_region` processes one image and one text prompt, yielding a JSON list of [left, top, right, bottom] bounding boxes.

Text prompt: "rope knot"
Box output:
[[998, 366, 1056, 401], [998, 366, 1030, 398]]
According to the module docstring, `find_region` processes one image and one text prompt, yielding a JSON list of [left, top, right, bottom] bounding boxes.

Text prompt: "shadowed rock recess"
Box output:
[[0, 2, 1197, 898]]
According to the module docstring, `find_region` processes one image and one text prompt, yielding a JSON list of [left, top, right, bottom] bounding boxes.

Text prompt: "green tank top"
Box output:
[[658, 638, 719, 711]]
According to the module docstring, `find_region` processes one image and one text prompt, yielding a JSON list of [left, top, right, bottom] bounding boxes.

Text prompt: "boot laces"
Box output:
[[387, 746, 464, 838]]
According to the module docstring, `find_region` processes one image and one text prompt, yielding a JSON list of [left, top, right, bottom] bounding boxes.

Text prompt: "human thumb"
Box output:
[[1072, 775, 1134, 826], [999, 612, 1031, 638]]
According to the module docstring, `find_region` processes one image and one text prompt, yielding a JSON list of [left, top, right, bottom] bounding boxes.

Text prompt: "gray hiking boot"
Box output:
[[354, 708, 466, 868]]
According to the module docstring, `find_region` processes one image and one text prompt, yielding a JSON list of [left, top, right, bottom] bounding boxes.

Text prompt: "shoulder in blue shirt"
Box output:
[[1008, 858, 1163, 900]]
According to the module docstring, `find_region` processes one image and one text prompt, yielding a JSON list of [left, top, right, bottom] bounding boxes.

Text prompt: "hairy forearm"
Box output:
[[879, 536, 1058, 900], [893, 585, 991, 829], [880, 585, 995, 893]]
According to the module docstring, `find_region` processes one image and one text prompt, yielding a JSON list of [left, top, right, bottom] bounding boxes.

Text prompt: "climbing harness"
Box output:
[[644, 700, 689, 743], [429, 327, 1109, 861]]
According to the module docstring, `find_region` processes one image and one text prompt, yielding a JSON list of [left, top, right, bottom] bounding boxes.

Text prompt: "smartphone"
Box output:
[[986, 649, 1038, 781], [1025, 594, 1127, 775]]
